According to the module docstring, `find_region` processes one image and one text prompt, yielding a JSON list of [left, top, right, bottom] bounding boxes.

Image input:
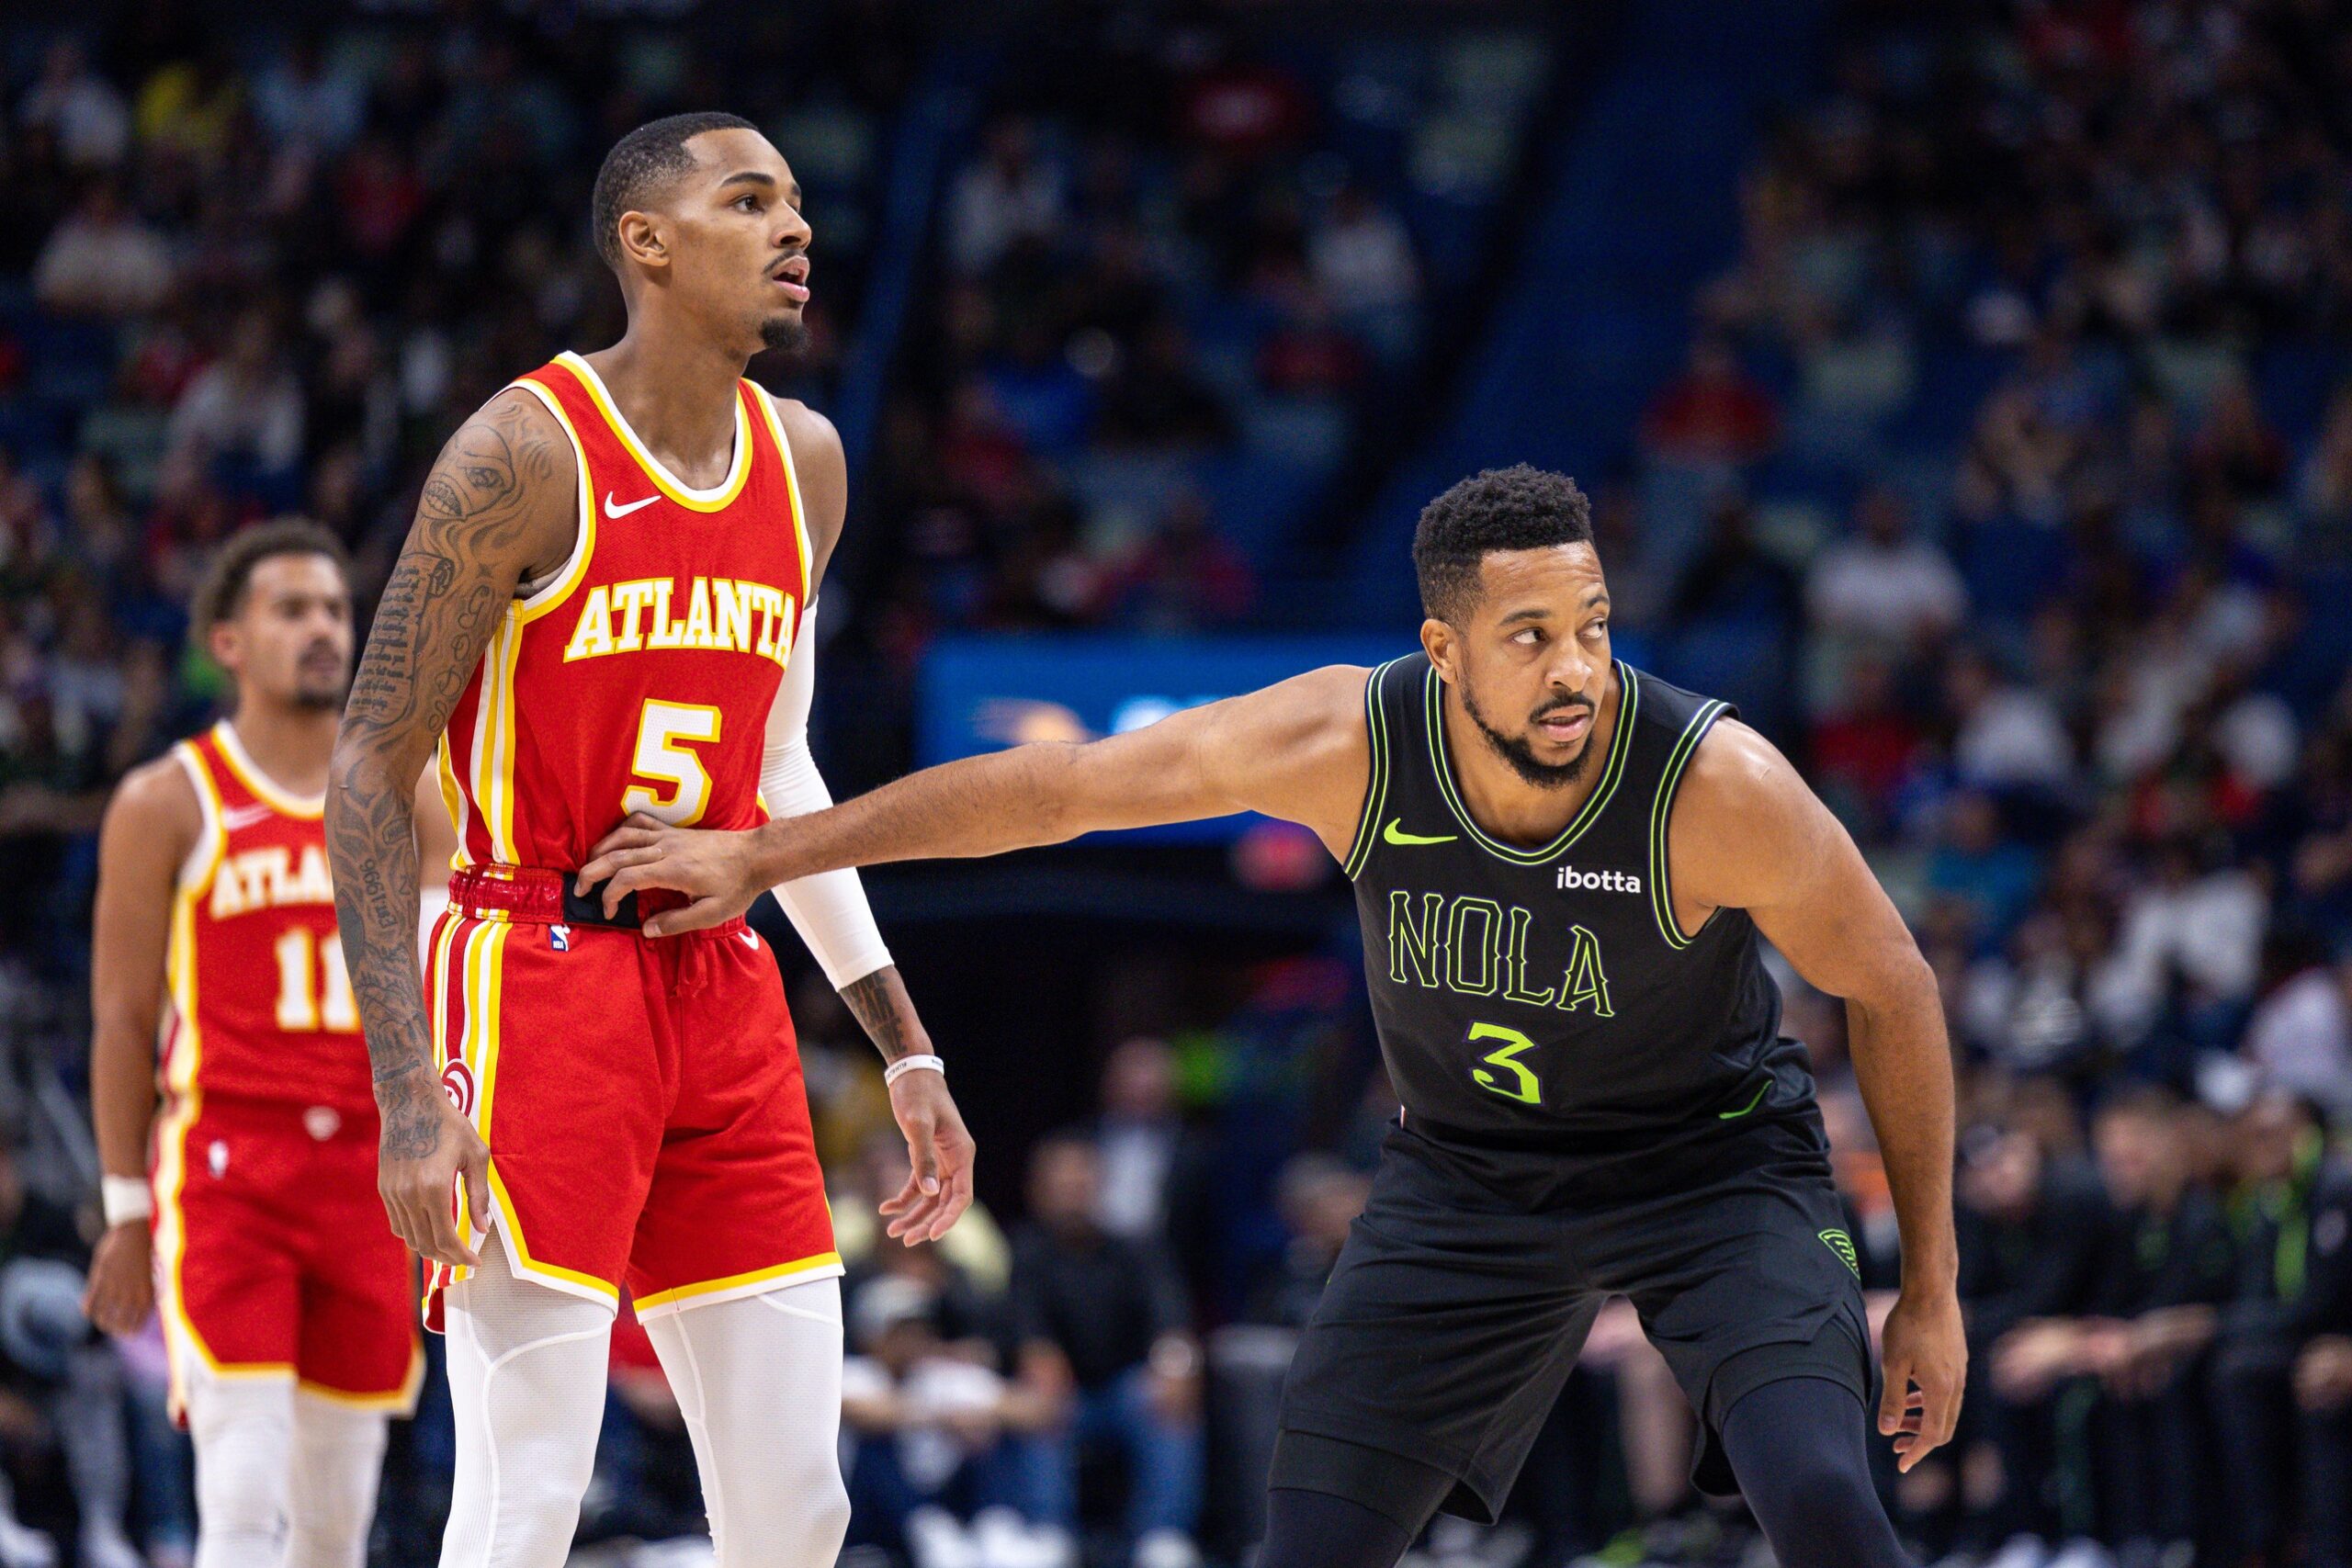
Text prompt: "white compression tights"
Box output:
[[438, 1234, 850, 1568], [184, 1367, 389, 1568]]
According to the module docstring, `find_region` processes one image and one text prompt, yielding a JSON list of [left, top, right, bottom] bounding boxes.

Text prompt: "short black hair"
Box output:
[[591, 111, 760, 268], [192, 519, 349, 643], [1412, 463, 1595, 624]]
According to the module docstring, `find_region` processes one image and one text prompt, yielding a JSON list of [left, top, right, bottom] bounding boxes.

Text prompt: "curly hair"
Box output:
[[1411, 464, 1595, 624]]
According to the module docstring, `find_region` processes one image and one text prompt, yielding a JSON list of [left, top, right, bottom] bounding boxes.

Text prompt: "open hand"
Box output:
[[576, 813, 768, 936], [1879, 1284, 1966, 1472], [879, 1069, 975, 1245]]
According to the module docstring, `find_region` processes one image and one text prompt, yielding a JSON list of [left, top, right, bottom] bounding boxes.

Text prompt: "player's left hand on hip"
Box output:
[[879, 1070, 975, 1246], [577, 812, 763, 935], [1878, 1283, 1966, 1472]]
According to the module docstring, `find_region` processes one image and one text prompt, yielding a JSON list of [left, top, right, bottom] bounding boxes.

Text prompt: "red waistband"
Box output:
[[445, 864, 747, 937]]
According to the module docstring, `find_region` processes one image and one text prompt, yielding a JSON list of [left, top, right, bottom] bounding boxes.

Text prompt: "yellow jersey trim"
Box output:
[[553, 352, 752, 512]]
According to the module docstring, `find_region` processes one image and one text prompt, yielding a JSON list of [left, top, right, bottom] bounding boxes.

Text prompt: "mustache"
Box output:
[[1532, 695, 1595, 722]]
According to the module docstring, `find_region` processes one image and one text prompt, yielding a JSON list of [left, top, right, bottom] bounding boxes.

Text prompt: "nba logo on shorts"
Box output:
[[441, 1060, 477, 1120], [549, 923, 571, 953]]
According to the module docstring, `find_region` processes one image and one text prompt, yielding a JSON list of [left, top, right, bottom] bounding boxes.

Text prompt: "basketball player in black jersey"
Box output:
[[572, 465, 1960, 1568]]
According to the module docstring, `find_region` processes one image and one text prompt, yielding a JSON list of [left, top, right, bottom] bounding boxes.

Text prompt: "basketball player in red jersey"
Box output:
[[326, 113, 975, 1565], [83, 523, 453, 1568]]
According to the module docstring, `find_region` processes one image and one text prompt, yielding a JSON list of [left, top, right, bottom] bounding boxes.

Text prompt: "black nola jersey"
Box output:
[[1344, 654, 1805, 1142]]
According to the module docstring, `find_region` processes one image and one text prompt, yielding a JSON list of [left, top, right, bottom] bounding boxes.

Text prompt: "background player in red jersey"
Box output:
[[325, 114, 975, 1566], [82, 522, 454, 1568]]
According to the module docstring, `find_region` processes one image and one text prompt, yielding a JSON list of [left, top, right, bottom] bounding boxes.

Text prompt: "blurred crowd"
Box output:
[[5, 1, 2352, 1568]]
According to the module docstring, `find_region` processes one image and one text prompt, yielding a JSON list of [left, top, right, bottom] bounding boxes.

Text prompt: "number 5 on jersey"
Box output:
[[624, 701, 724, 825]]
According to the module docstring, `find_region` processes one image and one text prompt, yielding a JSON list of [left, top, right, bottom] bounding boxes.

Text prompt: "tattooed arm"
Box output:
[[327, 389, 576, 1269]]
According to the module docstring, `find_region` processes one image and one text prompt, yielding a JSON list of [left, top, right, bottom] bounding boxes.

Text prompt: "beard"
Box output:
[[1459, 683, 1595, 791], [760, 313, 809, 354]]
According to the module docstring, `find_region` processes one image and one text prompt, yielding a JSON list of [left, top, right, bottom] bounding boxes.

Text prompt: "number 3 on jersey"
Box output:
[[1468, 1021, 1542, 1106], [623, 701, 724, 825]]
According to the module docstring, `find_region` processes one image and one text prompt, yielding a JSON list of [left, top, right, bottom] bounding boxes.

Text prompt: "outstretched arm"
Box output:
[[1671, 719, 1962, 1472], [576, 662, 1375, 935], [327, 389, 576, 1269]]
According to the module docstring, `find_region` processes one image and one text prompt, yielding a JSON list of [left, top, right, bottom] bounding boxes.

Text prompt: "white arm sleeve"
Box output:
[[762, 601, 894, 988]]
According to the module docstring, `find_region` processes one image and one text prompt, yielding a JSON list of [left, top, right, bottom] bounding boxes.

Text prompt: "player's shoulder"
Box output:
[[762, 392, 843, 473], [104, 747, 203, 847], [1671, 716, 1815, 855]]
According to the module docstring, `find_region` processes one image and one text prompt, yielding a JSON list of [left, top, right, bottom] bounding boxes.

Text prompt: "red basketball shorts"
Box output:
[[153, 1096, 422, 1423], [424, 866, 839, 1326]]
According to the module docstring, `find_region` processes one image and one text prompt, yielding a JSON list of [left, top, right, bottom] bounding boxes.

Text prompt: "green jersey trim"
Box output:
[[1421, 661, 1639, 866], [1648, 698, 1730, 948], [1342, 660, 1405, 880]]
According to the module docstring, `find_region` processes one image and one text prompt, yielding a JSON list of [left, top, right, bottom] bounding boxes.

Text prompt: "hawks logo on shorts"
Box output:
[[151, 724, 421, 1421], [422, 353, 839, 1330]]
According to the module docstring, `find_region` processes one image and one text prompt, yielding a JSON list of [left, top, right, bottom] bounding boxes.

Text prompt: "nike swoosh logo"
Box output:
[[220, 803, 276, 830], [604, 491, 660, 518], [738, 930, 760, 950], [1383, 818, 1458, 847], [1718, 1082, 1770, 1119]]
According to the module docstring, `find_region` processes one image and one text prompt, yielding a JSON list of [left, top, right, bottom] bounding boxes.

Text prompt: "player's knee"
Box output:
[[195, 1434, 288, 1537], [1746, 1450, 1893, 1568], [755, 1445, 849, 1564]]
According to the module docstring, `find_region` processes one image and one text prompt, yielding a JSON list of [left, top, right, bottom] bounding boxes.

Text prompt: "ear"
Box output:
[[615, 210, 669, 272], [1420, 616, 1455, 682], [207, 619, 241, 675]]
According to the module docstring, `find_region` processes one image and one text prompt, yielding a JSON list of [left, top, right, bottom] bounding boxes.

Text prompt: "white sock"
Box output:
[[641, 1277, 850, 1568], [436, 1233, 614, 1568]]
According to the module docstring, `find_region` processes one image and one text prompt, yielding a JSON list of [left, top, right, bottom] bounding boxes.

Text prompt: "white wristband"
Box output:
[[101, 1175, 153, 1228], [883, 1054, 944, 1087]]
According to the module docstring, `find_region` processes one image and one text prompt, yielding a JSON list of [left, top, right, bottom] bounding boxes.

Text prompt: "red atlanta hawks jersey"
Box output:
[[163, 723, 373, 1120], [437, 352, 811, 874]]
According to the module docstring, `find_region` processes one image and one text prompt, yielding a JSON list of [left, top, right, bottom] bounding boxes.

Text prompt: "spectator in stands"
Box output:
[[166, 309, 307, 489], [1638, 337, 1780, 467], [1090, 1038, 1212, 1267], [0, 1142, 139, 1568], [2211, 1093, 2352, 1568], [842, 1272, 1055, 1565], [31, 184, 171, 319], [1987, 1089, 2233, 1560], [1308, 184, 1419, 364], [950, 118, 1066, 278], [1241, 1155, 1365, 1330], [1805, 486, 1965, 649], [1954, 1114, 2109, 1554], [1098, 493, 1255, 631], [1808, 655, 1921, 836], [2242, 942, 2352, 1125], [1928, 790, 2042, 951], [1008, 1134, 1204, 1568], [1668, 490, 1799, 630], [19, 42, 129, 172], [1947, 646, 2075, 795]]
